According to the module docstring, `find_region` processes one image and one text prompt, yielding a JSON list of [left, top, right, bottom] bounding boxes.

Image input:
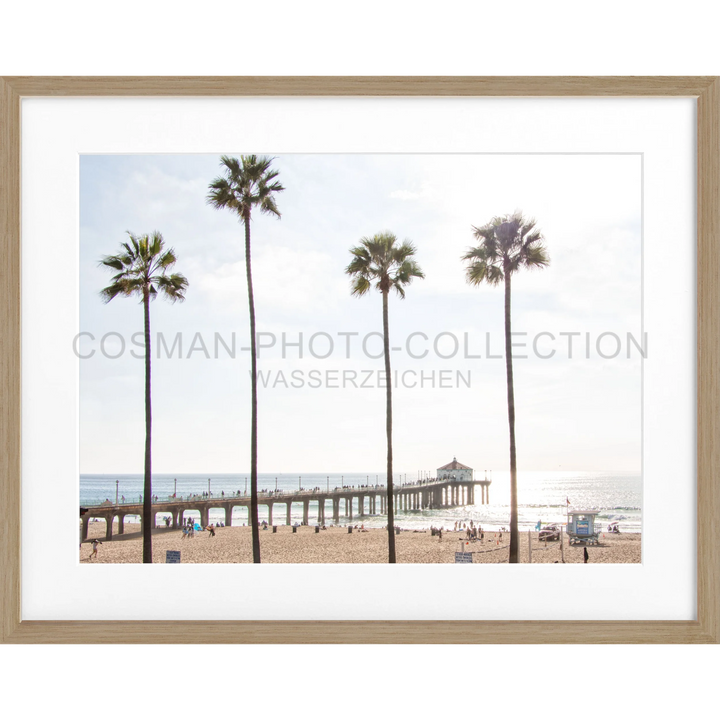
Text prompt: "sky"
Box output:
[[79, 153, 642, 474]]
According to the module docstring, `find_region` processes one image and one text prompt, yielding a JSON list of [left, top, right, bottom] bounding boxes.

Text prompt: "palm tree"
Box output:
[[462, 212, 549, 563], [346, 232, 424, 563], [100, 231, 188, 563], [207, 155, 284, 564]]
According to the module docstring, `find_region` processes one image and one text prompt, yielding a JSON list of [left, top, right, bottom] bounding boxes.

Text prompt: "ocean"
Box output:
[[80, 470, 642, 533]]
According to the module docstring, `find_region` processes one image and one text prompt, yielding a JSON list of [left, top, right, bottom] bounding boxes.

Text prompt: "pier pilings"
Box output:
[[80, 477, 493, 541]]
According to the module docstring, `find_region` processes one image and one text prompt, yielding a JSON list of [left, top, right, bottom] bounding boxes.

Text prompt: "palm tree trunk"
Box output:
[[382, 290, 397, 563], [244, 211, 261, 563], [503, 267, 519, 563], [142, 288, 153, 563]]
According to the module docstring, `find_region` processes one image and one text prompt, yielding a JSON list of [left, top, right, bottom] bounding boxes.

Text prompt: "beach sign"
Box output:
[[455, 552, 473, 563], [166, 550, 181, 564]]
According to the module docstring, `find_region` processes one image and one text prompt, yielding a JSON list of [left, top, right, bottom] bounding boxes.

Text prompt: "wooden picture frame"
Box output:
[[1, 76, 718, 643]]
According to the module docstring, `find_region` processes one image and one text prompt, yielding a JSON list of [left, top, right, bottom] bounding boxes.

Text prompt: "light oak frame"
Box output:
[[1, 77, 718, 643]]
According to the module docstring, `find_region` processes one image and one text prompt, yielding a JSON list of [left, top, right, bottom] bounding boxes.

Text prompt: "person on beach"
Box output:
[[181, 526, 188, 540], [584, 547, 589, 563], [207, 525, 216, 538], [89, 538, 101, 560]]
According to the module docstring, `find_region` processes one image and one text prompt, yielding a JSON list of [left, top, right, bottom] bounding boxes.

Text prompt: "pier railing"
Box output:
[[80, 476, 492, 541], [82, 476, 487, 508]]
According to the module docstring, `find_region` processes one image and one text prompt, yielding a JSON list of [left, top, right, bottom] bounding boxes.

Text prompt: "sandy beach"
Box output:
[[81, 522, 641, 564]]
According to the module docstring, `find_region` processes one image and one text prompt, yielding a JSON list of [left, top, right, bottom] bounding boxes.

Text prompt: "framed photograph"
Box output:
[[1, 77, 718, 643]]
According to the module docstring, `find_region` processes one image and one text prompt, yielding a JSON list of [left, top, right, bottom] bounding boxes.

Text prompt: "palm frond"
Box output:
[[156, 273, 189, 302], [392, 259, 424, 297], [346, 231, 424, 299], [464, 211, 550, 286], [120, 241, 136, 260], [156, 248, 177, 270], [465, 259, 503, 286], [99, 231, 189, 307], [260, 195, 281, 218], [208, 154, 283, 224], [99, 282, 128, 303], [100, 255, 124, 271], [219, 155, 243, 178], [350, 275, 372, 297], [207, 177, 238, 210], [149, 231, 163, 258], [523, 243, 550, 269], [128, 232, 141, 258]]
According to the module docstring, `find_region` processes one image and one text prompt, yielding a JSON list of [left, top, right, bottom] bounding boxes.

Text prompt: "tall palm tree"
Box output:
[[100, 231, 188, 564], [462, 212, 549, 563], [346, 232, 424, 563], [207, 155, 284, 564]]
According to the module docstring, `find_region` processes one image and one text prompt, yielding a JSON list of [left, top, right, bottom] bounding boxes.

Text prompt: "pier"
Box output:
[[79, 477, 492, 541]]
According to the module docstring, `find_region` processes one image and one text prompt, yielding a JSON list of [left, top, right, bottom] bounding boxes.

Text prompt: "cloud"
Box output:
[[80, 153, 642, 472], [193, 246, 346, 318], [389, 182, 432, 200]]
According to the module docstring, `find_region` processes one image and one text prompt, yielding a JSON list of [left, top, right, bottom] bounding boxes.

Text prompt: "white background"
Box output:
[[21, 96, 693, 622]]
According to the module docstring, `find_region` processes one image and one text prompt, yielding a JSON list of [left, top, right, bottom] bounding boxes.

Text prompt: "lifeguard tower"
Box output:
[[566, 510, 601, 546]]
